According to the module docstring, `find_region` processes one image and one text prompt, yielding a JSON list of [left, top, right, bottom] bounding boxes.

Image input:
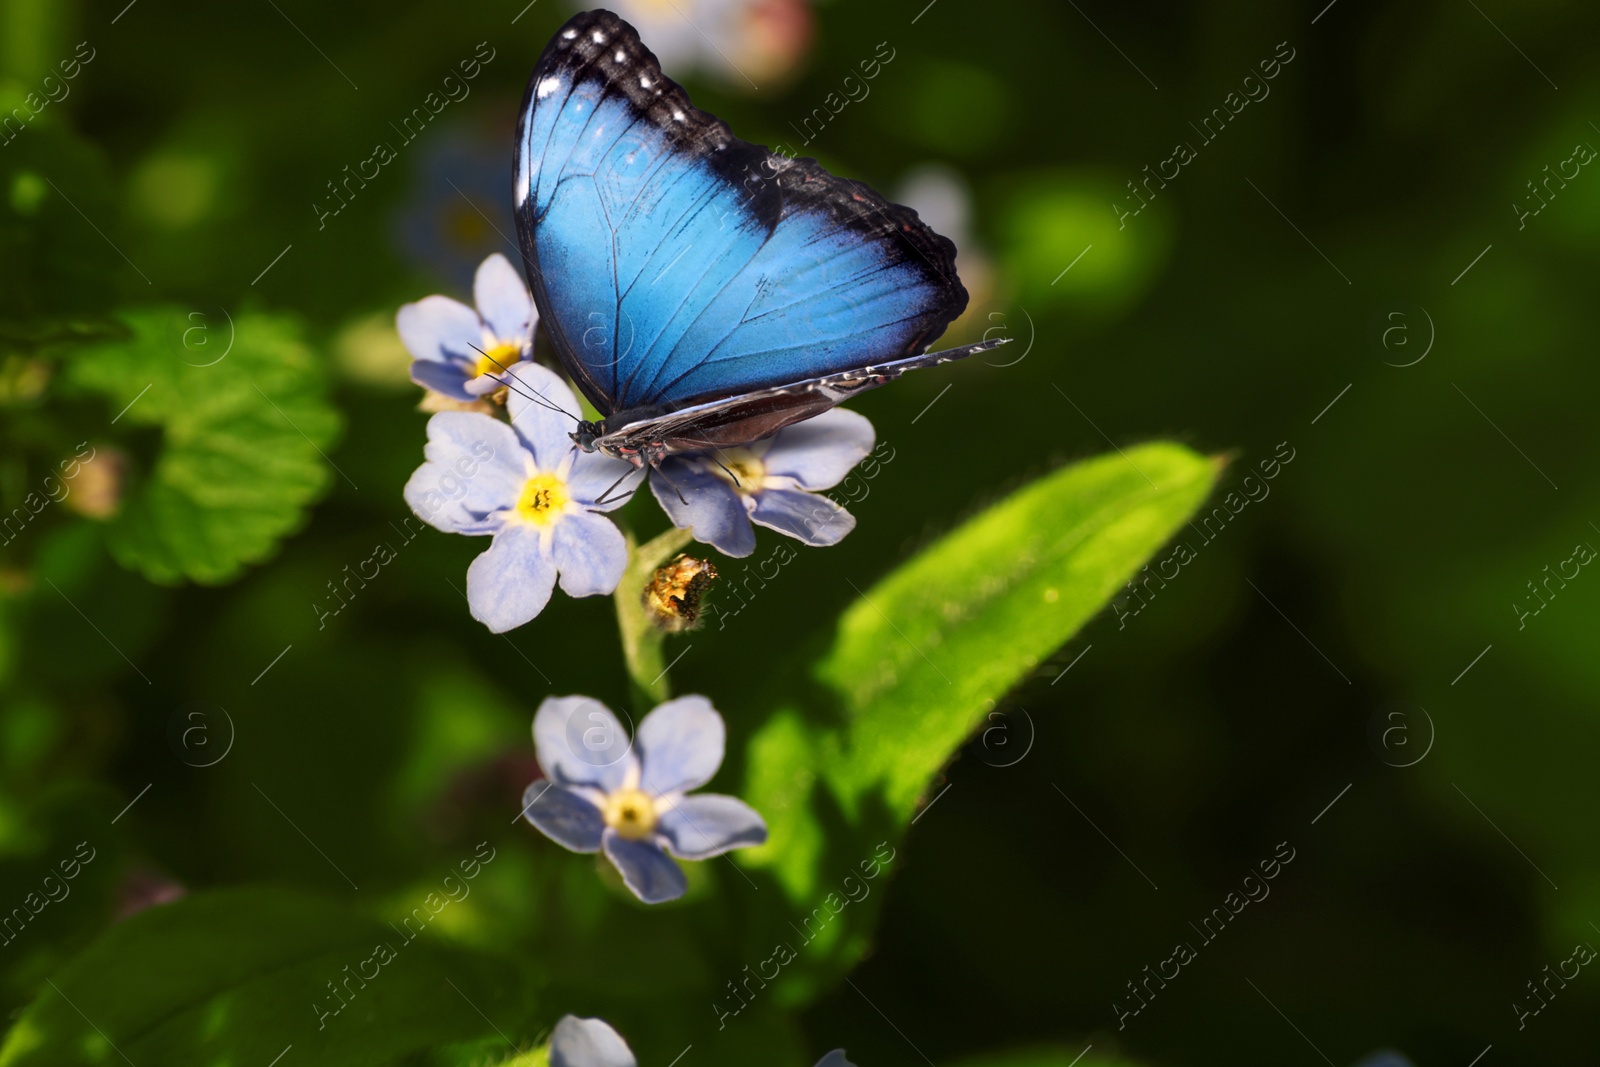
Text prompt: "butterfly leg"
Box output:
[[590, 465, 645, 510], [644, 443, 690, 505]]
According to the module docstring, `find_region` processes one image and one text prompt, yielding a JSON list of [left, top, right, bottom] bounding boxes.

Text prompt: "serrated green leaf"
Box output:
[[0, 887, 532, 1067], [65, 307, 340, 584]]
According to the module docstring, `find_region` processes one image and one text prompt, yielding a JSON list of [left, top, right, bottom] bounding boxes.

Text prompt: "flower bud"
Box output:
[[642, 553, 718, 633]]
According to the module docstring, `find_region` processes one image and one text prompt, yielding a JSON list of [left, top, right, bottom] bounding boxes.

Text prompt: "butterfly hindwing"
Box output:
[[602, 336, 1009, 456], [514, 9, 968, 419]]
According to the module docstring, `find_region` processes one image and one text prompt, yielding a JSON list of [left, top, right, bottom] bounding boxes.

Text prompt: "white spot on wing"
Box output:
[[672, 109, 685, 121], [562, 28, 577, 39], [640, 74, 654, 88], [592, 30, 606, 43], [536, 76, 563, 99], [615, 49, 626, 62]]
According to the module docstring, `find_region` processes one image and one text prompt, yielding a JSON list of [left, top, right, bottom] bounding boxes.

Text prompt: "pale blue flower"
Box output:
[[398, 252, 536, 401], [548, 1014, 855, 1066], [549, 1016, 635, 1067], [522, 694, 766, 904], [403, 363, 634, 632], [650, 408, 873, 558]]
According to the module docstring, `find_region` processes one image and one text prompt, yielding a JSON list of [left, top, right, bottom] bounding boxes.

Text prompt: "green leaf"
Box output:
[[816, 442, 1219, 817], [64, 307, 340, 584], [0, 887, 532, 1067], [737, 443, 1219, 995], [457, 1048, 548, 1067]]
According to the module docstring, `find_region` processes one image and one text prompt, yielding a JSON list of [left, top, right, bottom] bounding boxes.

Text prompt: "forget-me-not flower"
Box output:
[[403, 362, 635, 632], [650, 408, 873, 558], [398, 252, 536, 402], [522, 694, 766, 904], [548, 1014, 856, 1066]]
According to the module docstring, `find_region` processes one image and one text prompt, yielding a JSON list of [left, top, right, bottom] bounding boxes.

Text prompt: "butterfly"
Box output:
[[512, 8, 1004, 471]]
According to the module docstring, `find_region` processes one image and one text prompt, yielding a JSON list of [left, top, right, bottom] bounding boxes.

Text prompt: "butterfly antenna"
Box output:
[[466, 343, 580, 425], [706, 453, 740, 487], [469, 343, 566, 417]]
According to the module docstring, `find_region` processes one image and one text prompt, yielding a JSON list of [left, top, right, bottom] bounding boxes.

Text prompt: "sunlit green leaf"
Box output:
[[739, 443, 1218, 1000], [817, 442, 1219, 816]]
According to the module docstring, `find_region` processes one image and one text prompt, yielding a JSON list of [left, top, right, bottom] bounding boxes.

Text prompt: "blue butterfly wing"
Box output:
[[514, 10, 967, 418]]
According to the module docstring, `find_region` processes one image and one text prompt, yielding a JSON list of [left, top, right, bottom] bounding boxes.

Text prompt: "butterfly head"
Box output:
[[571, 420, 604, 453]]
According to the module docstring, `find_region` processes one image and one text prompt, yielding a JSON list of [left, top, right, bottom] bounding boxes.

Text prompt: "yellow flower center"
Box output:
[[473, 341, 522, 379], [707, 447, 766, 495], [602, 788, 659, 840], [515, 473, 569, 526]]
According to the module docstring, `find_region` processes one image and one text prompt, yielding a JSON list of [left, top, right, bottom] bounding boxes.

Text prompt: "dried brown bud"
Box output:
[[642, 553, 718, 633]]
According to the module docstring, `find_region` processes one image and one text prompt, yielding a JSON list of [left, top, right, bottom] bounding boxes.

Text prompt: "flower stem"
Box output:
[[615, 524, 694, 708]]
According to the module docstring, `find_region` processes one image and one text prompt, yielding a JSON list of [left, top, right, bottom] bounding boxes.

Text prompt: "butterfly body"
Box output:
[[515, 9, 1004, 466]]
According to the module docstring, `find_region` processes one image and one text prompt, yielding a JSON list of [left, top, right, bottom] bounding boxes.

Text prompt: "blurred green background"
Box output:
[[3, 0, 1599, 1064]]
